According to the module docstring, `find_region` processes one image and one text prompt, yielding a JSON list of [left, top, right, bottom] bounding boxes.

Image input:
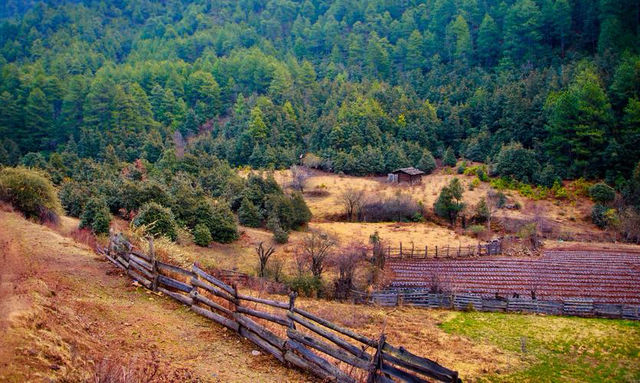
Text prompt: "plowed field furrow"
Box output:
[[386, 250, 640, 304]]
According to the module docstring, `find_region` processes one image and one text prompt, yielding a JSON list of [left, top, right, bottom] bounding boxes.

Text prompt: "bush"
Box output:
[[79, 197, 111, 235], [193, 223, 212, 247], [238, 197, 262, 227], [589, 183, 616, 204], [360, 194, 421, 222], [443, 147, 457, 167], [494, 142, 541, 184], [473, 198, 490, 223], [133, 202, 178, 240], [194, 200, 238, 243], [288, 274, 323, 297], [59, 181, 91, 218], [0, 167, 61, 222], [273, 226, 289, 244], [467, 224, 487, 237], [591, 204, 613, 229], [290, 191, 312, 227]]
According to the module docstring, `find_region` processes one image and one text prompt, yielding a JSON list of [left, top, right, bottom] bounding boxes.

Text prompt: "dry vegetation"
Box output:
[[0, 210, 311, 382]]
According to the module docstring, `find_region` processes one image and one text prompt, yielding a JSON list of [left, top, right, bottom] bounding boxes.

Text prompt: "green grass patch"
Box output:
[[439, 311, 640, 382]]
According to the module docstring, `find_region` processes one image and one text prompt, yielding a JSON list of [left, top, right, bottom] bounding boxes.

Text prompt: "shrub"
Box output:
[[273, 226, 289, 244], [360, 194, 421, 222], [473, 198, 490, 223], [59, 181, 91, 217], [290, 191, 312, 227], [443, 147, 457, 167], [265, 193, 295, 230], [589, 183, 616, 204], [79, 197, 111, 235], [238, 197, 262, 227], [591, 204, 617, 229], [288, 274, 323, 297], [0, 167, 61, 222], [194, 200, 238, 243], [494, 142, 541, 184], [193, 223, 212, 247], [133, 202, 178, 240], [467, 224, 486, 237]]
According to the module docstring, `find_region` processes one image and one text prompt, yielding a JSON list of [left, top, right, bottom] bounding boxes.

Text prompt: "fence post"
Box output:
[[435, 245, 438, 258], [148, 237, 159, 292], [457, 244, 461, 257], [446, 245, 450, 258], [288, 291, 297, 329], [425, 245, 428, 258], [399, 242, 402, 258], [410, 243, 414, 258], [366, 333, 386, 383]]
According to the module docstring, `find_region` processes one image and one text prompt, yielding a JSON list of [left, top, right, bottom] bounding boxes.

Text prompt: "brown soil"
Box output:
[[0, 210, 313, 382]]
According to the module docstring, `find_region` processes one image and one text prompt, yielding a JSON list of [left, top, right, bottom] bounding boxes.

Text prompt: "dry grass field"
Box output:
[[0, 209, 312, 382]]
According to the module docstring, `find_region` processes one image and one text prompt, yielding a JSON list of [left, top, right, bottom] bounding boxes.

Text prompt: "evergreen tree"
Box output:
[[477, 13, 500, 66], [238, 197, 262, 227], [418, 150, 437, 174], [443, 147, 457, 167]]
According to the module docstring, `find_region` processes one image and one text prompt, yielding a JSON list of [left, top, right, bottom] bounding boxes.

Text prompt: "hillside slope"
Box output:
[[0, 209, 312, 382]]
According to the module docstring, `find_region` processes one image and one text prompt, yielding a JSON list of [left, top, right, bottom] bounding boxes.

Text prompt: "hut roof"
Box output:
[[392, 167, 425, 176]]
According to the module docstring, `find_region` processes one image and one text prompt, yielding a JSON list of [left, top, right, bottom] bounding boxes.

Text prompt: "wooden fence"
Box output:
[[351, 290, 640, 320], [99, 235, 461, 383], [382, 240, 502, 259]]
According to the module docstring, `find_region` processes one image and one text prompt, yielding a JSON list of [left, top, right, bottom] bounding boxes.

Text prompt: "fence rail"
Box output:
[[99, 234, 461, 383], [351, 290, 640, 320], [382, 240, 502, 259]]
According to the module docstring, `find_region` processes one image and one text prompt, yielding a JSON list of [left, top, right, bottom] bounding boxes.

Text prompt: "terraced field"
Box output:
[[387, 250, 640, 304]]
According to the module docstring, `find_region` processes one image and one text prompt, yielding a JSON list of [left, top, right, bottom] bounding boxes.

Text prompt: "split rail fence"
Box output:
[[351, 290, 640, 320], [98, 235, 461, 383]]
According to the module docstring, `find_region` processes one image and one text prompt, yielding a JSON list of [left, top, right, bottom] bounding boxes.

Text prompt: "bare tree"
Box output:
[[333, 242, 366, 300], [339, 187, 366, 221], [303, 230, 336, 278], [172, 130, 185, 158], [290, 165, 311, 193], [255, 242, 275, 278]]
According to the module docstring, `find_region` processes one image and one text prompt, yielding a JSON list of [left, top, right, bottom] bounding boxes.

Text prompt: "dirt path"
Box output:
[[0, 210, 312, 382]]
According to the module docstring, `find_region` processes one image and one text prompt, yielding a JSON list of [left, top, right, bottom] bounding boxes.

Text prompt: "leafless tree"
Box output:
[[486, 189, 502, 230], [339, 187, 366, 221], [255, 242, 275, 278], [333, 242, 366, 300], [303, 230, 336, 278], [172, 130, 185, 158], [290, 165, 310, 193]]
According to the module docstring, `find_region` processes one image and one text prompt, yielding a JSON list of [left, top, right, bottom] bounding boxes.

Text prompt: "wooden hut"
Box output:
[[388, 167, 425, 184]]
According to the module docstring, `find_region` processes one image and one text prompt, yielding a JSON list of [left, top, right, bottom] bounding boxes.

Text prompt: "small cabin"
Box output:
[[388, 167, 425, 184]]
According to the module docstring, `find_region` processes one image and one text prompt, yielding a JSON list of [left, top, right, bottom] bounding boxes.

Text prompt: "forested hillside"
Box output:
[[0, 0, 638, 186]]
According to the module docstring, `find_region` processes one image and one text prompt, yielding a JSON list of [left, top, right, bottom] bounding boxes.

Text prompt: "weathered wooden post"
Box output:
[[148, 237, 159, 292], [425, 245, 428, 258], [410, 243, 414, 258], [288, 291, 297, 329], [399, 242, 402, 258], [366, 333, 386, 383], [435, 245, 438, 258], [457, 244, 461, 257], [446, 245, 450, 257]]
